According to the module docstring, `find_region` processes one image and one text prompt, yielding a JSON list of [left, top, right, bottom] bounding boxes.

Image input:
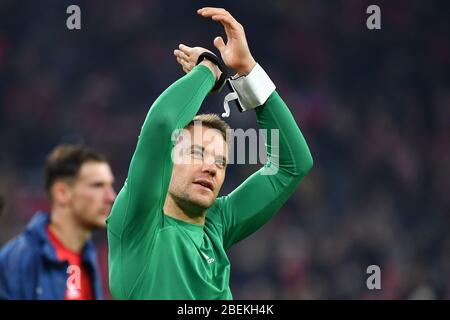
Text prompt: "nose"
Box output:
[[105, 186, 117, 204], [201, 156, 217, 177]]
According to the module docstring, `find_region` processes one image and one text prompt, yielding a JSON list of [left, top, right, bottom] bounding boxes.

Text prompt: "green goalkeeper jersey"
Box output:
[[106, 65, 313, 299]]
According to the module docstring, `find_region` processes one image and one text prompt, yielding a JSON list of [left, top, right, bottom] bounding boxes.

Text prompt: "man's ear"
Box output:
[[50, 181, 73, 206]]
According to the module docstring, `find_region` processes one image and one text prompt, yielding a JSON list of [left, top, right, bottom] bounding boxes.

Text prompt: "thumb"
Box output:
[[213, 36, 226, 54]]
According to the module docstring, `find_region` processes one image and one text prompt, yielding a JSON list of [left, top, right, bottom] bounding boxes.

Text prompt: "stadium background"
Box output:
[[0, 0, 449, 299]]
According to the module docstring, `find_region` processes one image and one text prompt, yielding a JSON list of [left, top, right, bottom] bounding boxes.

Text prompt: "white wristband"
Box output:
[[227, 63, 276, 112]]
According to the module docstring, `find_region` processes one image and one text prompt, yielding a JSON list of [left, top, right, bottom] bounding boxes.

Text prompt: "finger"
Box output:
[[211, 14, 239, 30], [176, 56, 189, 68], [182, 60, 193, 73], [198, 7, 237, 25], [198, 7, 240, 31], [212, 14, 243, 41], [174, 49, 189, 62], [197, 7, 232, 19], [198, 6, 243, 39], [213, 36, 226, 54], [177, 57, 193, 72], [178, 43, 192, 54]]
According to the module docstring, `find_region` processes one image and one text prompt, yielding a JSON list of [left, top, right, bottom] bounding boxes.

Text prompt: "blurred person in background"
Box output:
[[0, 144, 116, 300]]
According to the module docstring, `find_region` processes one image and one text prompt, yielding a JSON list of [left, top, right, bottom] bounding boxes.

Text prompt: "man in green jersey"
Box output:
[[107, 7, 313, 299]]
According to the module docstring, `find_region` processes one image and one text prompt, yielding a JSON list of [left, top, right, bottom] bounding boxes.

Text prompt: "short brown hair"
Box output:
[[186, 114, 231, 143], [44, 144, 106, 194]]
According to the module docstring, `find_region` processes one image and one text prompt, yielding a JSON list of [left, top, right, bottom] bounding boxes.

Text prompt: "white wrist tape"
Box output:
[[226, 63, 276, 113]]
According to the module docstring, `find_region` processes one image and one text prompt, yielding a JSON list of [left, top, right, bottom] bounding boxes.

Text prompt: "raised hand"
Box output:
[[197, 7, 256, 76]]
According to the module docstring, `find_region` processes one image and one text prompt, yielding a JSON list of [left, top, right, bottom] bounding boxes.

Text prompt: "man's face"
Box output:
[[168, 125, 228, 213], [68, 161, 116, 229]]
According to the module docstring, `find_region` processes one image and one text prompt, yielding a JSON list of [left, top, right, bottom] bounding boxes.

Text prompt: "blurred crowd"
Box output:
[[1, 0, 449, 299]]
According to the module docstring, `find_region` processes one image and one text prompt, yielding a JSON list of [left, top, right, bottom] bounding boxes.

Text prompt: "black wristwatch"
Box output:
[[196, 52, 228, 94]]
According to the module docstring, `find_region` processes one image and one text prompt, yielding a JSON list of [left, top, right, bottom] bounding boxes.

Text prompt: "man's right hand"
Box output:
[[173, 44, 222, 81]]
